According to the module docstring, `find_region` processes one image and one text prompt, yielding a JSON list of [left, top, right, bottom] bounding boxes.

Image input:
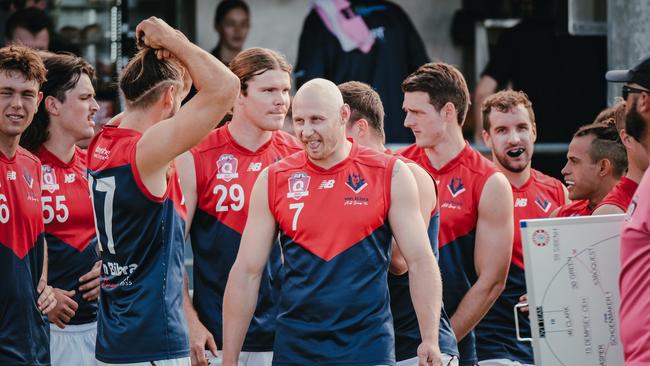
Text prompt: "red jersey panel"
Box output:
[[595, 176, 638, 212], [511, 169, 565, 269], [556, 199, 592, 217], [37, 146, 95, 251], [0, 147, 49, 365]]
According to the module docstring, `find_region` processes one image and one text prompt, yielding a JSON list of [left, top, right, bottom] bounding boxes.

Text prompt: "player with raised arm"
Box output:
[[86, 17, 239, 366], [222, 78, 443, 366], [19, 51, 102, 365], [0, 45, 56, 366], [399, 62, 514, 366], [177, 47, 301, 366], [477, 90, 567, 366], [339, 80, 459, 366]]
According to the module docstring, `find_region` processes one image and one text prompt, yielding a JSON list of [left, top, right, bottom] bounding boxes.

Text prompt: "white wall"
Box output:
[[195, 0, 462, 67]]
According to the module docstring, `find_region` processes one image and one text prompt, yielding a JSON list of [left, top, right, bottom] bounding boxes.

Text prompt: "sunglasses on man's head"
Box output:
[[622, 85, 650, 99]]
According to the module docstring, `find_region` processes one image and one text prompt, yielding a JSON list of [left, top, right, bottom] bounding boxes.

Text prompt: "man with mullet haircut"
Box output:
[[86, 17, 239, 366], [177, 47, 301, 366]]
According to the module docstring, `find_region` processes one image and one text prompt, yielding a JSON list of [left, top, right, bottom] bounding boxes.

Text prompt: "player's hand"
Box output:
[[135, 17, 188, 57], [79, 260, 102, 301], [47, 288, 78, 329], [417, 340, 442, 366], [37, 279, 57, 314], [188, 317, 218, 366], [518, 294, 529, 313]]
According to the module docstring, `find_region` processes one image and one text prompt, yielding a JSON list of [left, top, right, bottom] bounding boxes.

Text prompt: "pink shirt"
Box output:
[[620, 170, 650, 365]]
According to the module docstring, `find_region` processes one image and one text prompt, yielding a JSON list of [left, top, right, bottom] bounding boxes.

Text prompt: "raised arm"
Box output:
[[134, 17, 239, 189], [390, 162, 437, 275], [450, 172, 513, 340], [388, 160, 442, 366], [222, 169, 278, 366]]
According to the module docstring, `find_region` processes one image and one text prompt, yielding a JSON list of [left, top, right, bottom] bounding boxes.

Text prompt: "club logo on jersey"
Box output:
[[22, 168, 34, 189], [6, 170, 16, 181], [287, 172, 310, 200], [64, 173, 76, 183], [535, 194, 551, 213], [247, 162, 262, 172], [532, 229, 550, 247], [216, 154, 239, 182], [345, 173, 368, 194], [41, 165, 60, 193], [319, 179, 335, 189], [448, 177, 466, 198]]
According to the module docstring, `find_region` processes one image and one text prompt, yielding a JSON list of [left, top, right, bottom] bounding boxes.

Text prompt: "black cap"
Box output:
[[606, 53, 650, 90]]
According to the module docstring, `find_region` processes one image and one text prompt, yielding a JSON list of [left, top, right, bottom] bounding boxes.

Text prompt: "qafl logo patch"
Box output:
[[41, 165, 60, 193], [287, 172, 310, 200], [216, 154, 239, 182]]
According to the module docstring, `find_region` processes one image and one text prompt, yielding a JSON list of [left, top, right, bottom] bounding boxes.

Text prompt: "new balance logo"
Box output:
[[6, 171, 16, 181], [514, 198, 528, 207], [247, 162, 262, 172], [64, 174, 76, 183], [319, 179, 335, 189]]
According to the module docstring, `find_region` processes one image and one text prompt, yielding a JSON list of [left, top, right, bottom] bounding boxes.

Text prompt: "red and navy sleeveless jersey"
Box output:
[[268, 142, 397, 365], [189, 126, 301, 351], [36, 146, 98, 325], [400, 142, 497, 366], [475, 169, 564, 363], [87, 126, 189, 363], [385, 151, 459, 361], [0, 147, 49, 365], [595, 176, 638, 212], [557, 199, 592, 217]]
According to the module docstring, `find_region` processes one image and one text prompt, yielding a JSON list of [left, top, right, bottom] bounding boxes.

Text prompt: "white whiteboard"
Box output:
[[520, 214, 625, 366]]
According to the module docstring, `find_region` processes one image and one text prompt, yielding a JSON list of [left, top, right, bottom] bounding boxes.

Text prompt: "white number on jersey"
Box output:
[[0, 194, 9, 224], [42, 195, 69, 224], [214, 184, 245, 212], [289, 202, 304, 231], [89, 176, 116, 254]]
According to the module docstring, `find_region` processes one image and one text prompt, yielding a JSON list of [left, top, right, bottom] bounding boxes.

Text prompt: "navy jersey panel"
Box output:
[[388, 211, 458, 361], [475, 264, 532, 364], [0, 148, 49, 366], [0, 240, 49, 366], [88, 127, 189, 363], [190, 209, 281, 351], [274, 227, 395, 366], [46, 233, 98, 325]]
